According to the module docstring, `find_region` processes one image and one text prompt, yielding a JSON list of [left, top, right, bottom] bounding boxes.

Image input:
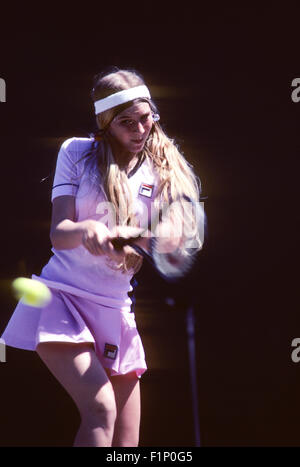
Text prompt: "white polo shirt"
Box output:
[[32, 137, 161, 310]]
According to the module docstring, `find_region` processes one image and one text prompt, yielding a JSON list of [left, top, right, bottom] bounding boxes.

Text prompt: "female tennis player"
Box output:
[[1, 67, 203, 447]]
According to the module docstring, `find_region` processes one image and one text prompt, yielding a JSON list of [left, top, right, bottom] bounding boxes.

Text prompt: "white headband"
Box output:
[[94, 85, 151, 115]]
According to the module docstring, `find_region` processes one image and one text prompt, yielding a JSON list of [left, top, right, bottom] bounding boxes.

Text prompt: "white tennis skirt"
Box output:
[[1, 286, 147, 378]]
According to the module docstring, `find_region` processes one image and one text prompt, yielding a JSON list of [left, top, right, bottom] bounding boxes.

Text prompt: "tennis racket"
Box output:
[[111, 195, 207, 282]]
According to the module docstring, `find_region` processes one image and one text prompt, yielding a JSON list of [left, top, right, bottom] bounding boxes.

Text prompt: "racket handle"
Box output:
[[111, 235, 142, 251]]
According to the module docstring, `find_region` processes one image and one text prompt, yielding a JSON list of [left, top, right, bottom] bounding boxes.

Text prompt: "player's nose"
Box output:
[[136, 122, 145, 134]]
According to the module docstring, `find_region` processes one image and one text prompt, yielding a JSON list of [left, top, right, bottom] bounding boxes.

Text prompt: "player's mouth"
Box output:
[[131, 138, 144, 145]]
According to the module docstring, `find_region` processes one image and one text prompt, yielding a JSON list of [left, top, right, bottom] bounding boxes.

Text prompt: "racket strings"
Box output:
[[154, 198, 203, 253]]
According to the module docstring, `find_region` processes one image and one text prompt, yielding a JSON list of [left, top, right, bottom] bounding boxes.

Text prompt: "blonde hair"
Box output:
[[89, 68, 202, 274]]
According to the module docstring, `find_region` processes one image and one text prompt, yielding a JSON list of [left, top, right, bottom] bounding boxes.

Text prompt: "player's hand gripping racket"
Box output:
[[111, 195, 207, 282]]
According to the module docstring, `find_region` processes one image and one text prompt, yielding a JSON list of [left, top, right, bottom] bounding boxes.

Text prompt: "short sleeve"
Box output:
[[51, 138, 80, 202]]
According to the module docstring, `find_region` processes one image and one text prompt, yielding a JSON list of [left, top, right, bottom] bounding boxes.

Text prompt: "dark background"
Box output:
[[0, 6, 299, 446]]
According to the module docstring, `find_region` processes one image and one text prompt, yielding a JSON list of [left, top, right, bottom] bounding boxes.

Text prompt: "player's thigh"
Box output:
[[110, 372, 141, 443], [36, 342, 115, 415]]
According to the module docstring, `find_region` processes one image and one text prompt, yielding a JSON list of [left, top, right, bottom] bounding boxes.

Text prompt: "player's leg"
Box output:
[[110, 371, 141, 447], [36, 342, 117, 447]]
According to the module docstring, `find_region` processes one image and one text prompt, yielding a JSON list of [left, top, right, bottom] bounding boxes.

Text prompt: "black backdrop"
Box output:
[[0, 6, 299, 447]]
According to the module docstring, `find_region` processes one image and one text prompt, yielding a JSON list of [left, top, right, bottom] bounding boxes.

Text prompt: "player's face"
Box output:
[[108, 102, 153, 155]]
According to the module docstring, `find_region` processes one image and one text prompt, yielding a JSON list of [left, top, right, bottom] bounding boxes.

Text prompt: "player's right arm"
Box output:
[[50, 195, 122, 258], [50, 195, 110, 250], [50, 195, 83, 250]]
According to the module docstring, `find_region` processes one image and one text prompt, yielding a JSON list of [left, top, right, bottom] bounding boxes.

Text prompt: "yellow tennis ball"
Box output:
[[12, 277, 52, 308]]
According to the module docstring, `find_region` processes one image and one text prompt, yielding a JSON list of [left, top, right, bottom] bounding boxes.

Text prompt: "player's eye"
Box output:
[[141, 113, 151, 124], [119, 114, 151, 129], [120, 119, 135, 128]]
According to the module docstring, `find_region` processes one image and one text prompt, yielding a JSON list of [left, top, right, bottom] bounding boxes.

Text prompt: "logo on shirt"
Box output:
[[104, 343, 118, 360], [139, 183, 154, 198]]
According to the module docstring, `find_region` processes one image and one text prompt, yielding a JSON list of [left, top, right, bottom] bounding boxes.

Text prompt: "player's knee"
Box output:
[[80, 384, 117, 428], [93, 399, 117, 429]]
